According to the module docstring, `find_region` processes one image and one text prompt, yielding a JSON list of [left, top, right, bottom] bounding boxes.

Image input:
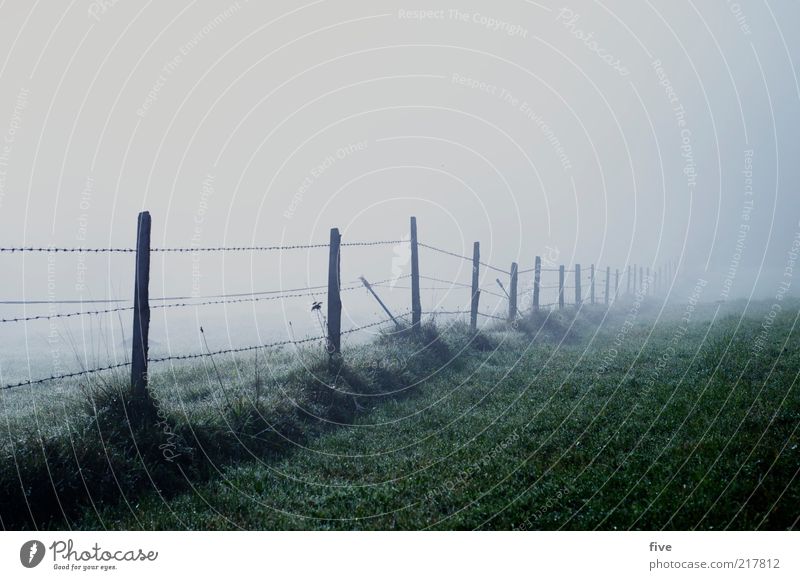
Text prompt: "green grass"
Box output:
[[2, 299, 799, 530]]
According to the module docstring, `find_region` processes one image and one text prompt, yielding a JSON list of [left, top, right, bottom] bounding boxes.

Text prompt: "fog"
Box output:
[[0, 0, 798, 383]]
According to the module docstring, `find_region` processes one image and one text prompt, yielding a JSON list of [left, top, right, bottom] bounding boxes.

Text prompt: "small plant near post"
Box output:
[[575, 264, 582, 306], [327, 228, 342, 356], [508, 262, 518, 321], [533, 256, 541, 311], [470, 242, 480, 331], [410, 216, 421, 333], [558, 265, 565, 309], [131, 211, 151, 400]]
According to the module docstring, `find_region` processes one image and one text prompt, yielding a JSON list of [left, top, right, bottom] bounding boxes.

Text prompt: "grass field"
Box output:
[[2, 298, 798, 530]]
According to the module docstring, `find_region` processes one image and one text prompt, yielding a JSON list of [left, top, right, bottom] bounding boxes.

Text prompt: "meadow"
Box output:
[[1, 297, 798, 530]]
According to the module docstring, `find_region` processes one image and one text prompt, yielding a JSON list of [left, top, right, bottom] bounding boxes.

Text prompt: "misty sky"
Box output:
[[0, 1, 799, 378]]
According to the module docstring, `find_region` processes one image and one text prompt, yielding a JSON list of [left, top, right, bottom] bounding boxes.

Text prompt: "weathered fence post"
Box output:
[[508, 262, 518, 321], [633, 265, 637, 294], [131, 211, 151, 399], [615, 268, 620, 301], [640, 266, 644, 294], [470, 242, 480, 331], [533, 256, 541, 311], [575, 264, 582, 305], [410, 216, 421, 332], [327, 228, 342, 355], [558, 265, 565, 309], [360, 277, 402, 330], [590, 264, 596, 305], [605, 266, 610, 305], [646, 266, 651, 295]]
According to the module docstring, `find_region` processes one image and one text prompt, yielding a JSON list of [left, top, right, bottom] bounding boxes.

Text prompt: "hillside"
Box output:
[[42, 299, 799, 531]]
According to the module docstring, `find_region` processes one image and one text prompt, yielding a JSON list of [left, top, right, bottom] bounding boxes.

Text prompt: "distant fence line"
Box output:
[[0, 212, 674, 395]]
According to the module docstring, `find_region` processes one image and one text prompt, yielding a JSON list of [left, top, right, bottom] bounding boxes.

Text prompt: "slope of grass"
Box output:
[[69, 298, 800, 530], [1, 322, 479, 529]]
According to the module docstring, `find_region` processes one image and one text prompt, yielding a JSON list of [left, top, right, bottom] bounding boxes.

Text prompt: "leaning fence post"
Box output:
[[410, 216, 421, 332], [575, 264, 581, 306], [327, 228, 342, 355], [533, 256, 541, 311], [508, 262, 518, 321], [131, 211, 151, 399], [558, 265, 565, 309], [470, 242, 480, 331]]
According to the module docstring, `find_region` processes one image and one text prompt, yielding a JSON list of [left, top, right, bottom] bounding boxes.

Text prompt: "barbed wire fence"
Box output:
[[0, 212, 673, 397]]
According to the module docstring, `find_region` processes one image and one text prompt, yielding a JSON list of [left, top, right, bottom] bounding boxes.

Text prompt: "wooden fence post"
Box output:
[[627, 266, 631, 295], [360, 277, 402, 329], [558, 265, 565, 309], [646, 266, 651, 295], [470, 242, 480, 331], [590, 264, 596, 305], [605, 266, 610, 305], [508, 262, 518, 321], [640, 266, 644, 294], [327, 228, 342, 355], [410, 216, 421, 332], [533, 256, 541, 311], [615, 268, 620, 301], [575, 264, 581, 305], [131, 211, 151, 399]]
